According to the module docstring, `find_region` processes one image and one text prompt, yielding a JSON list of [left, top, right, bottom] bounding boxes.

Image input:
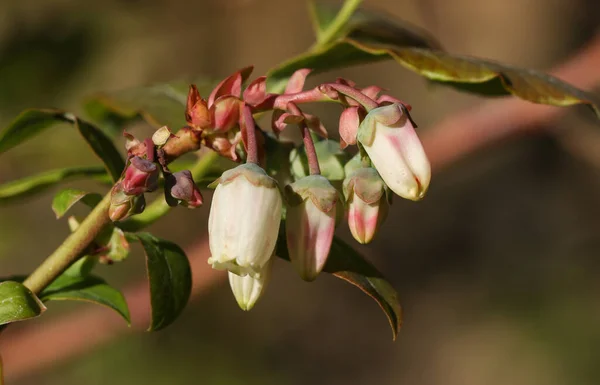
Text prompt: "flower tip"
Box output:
[[408, 177, 430, 201], [228, 261, 271, 311], [299, 270, 319, 282]]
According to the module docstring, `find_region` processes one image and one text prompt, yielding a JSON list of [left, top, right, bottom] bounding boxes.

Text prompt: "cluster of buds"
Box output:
[[110, 66, 431, 311], [109, 130, 204, 222]]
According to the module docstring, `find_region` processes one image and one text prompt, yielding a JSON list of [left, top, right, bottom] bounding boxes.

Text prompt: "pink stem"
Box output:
[[320, 83, 379, 111], [241, 104, 259, 164], [270, 88, 332, 111], [288, 103, 320, 175]]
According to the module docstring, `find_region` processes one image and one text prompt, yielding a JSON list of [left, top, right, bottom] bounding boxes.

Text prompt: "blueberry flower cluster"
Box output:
[[110, 67, 430, 310]]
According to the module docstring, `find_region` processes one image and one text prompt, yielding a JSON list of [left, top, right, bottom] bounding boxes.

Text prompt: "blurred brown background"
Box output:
[[1, 0, 600, 384]]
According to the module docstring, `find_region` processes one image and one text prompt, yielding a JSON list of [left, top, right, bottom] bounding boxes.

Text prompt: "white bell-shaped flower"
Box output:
[[208, 163, 282, 278]]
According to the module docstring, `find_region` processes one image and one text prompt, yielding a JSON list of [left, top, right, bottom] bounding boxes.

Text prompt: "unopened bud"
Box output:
[[109, 183, 146, 221], [285, 175, 339, 281], [122, 156, 159, 196], [186, 84, 211, 129], [338, 106, 361, 149], [343, 168, 389, 244], [357, 103, 430, 201], [164, 170, 203, 208]]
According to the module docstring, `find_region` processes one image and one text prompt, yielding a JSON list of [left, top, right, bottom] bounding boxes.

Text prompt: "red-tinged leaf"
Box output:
[[277, 230, 401, 340], [268, 2, 600, 119]]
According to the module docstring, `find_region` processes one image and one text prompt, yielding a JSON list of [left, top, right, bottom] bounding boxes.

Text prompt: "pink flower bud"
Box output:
[[208, 163, 282, 277], [186, 85, 211, 129], [284, 175, 339, 281], [243, 76, 276, 109], [357, 104, 430, 201], [165, 170, 203, 208], [210, 96, 241, 133], [121, 156, 159, 196], [208, 66, 253, 106], [338, 106, 361, 149], [343, 168, 389, 244]]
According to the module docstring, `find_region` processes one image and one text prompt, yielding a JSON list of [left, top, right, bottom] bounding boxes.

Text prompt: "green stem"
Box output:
[[267, 0, 362, 95], [22, 193, 112, 294], [22, 150, 221, 294], [118, 150, 220, 232], [313, 0, 362, 47]]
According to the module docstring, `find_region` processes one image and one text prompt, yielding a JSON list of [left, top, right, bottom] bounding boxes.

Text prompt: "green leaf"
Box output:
[[52, 188, 103, 218], [308, 0, 340, 39], [276, 232, 401, 340], [134, 233, 192, 331], [63, 255, 96, 278], [390, 48, 600, 117], [0, 281, 46, 326], [40, 274, 130, 324], [0, 109, 65, 154], [268, 3, 441, 91], [74, 118, 125, 181], [84, 78, 215, 130], [0, 109, 126, 180], [0, 166, 107, 204], [268, 3, 600, 119]]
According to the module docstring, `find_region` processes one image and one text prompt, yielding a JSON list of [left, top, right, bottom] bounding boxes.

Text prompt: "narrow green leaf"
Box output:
[[0, 109, 126, 180], [135, 233, 192, 331], [326, 237, 402, 340], [72, 118, 125, 181], [276, 232, 401, 340], [0, 166, 107, 204], [84, 79, 215, 129], [0, 281, 46, 326], [40, 274, 130, 324], [52, 188, 103, 218], [0, 109, 64, 154], [308, 0, 340, 39], [63, 255, 96, 278]]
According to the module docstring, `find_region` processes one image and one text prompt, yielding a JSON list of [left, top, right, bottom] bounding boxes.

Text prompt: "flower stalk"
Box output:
[[288, 103, 321, 175]]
